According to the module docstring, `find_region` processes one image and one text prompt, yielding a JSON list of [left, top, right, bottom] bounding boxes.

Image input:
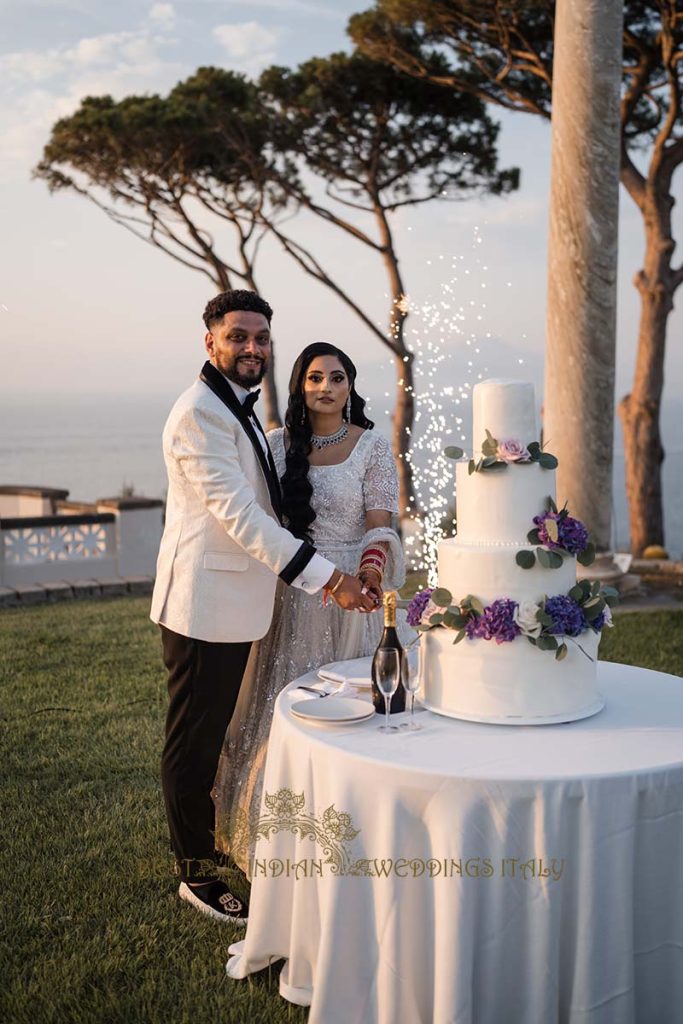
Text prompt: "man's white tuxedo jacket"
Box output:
[[150, 378, 313, 642]]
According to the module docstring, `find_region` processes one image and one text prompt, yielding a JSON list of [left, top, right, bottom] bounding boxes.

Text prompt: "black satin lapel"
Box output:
[[251, 410, 281, 484], [199, 361, 283, 522]]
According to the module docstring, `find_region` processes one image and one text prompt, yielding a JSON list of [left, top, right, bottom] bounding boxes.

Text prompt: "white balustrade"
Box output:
[[0, 488, 164, 590], [0, 514, 118, 586]]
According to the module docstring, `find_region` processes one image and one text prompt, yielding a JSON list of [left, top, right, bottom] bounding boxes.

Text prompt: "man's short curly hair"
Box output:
[[203, 290, 273, 331]]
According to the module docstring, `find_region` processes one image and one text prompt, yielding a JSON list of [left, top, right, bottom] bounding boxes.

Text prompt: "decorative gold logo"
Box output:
[[215, 789, 567, 882], [220, 788, 361, 876]]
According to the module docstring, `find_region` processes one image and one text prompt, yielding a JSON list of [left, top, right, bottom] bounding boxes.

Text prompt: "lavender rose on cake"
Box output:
[[496, 438, 531, 463]]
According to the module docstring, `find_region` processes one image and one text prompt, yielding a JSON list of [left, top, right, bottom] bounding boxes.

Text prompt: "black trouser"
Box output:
[[160, 625, 252, 883]]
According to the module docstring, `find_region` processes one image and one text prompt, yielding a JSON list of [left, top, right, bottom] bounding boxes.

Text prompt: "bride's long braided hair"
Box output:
[[281, 342, 374, 541]]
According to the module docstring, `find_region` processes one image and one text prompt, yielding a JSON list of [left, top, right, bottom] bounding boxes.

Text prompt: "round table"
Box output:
[[227, 661, 683, 1024]]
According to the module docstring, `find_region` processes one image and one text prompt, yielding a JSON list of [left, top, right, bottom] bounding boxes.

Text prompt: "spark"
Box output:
[[390, 228, 492, 583]]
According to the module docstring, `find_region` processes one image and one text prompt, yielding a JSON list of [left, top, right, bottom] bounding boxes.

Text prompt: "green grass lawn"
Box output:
[[0, 597, 305, 1024], [1, 597, 681, 1024]]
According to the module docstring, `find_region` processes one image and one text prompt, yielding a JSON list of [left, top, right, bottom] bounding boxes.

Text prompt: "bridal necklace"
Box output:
[[310, 424, 348, 450]]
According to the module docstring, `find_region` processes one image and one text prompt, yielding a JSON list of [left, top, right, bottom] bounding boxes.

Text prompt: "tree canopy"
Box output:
[[259, 50, 518, 209], [35, 70, 287, 425], [35, 49, 519, 510]]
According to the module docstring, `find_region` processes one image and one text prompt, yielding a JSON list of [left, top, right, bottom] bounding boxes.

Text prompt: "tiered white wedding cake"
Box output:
[[417, 378, 613, 725]]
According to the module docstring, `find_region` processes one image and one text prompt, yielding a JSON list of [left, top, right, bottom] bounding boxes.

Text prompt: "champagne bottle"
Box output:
[[371, 591, 406, 715]]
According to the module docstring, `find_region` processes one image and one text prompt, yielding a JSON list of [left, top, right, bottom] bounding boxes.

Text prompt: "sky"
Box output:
[[1, 0, 682, 448]]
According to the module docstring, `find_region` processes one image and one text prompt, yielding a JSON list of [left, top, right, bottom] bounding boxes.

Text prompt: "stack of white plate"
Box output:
[[290, 696, 374, 724]]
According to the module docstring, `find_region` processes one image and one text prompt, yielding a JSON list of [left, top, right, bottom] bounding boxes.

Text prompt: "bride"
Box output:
[[214, 342, 407, 875]]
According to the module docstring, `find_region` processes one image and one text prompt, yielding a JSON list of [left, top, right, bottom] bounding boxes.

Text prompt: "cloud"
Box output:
[[212, 20, 280, 70], [207, 0, 342, 16], [0, 27, 177, 84], [0, 60, 188, 179], [0, 24, 186, 178], [148, 3, 176, 30], [0, 6, 277, 179], [67, 31, 158, 67], [0, 49, 65, 81]]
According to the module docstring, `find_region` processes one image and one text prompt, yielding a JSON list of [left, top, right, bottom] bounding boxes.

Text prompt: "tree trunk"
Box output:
[[260, 360, 282, 431], [264, 215, 421, 452], [617, 196, 674, 554], [543, 0, 623, 552], [242, 266, 282, 430], [390, 345, 416, 520], [375, 205, 417, 520]]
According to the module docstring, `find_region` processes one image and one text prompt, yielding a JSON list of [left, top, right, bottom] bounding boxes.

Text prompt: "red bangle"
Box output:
[[363, 546, 387, 561]]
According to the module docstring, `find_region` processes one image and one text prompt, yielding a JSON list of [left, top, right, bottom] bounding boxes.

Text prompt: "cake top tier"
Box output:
[[472, 379, 537, 449]]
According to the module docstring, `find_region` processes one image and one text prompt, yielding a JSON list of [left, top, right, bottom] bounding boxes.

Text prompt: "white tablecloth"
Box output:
[[226, 662, 683, 1024]]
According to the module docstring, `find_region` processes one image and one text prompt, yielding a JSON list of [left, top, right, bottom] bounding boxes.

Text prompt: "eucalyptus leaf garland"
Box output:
[[444, 430, 558, 473], [407, 581, 618, 661]]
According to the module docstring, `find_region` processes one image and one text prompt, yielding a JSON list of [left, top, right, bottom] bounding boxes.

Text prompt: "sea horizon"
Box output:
[[1, 391, 681, 558]]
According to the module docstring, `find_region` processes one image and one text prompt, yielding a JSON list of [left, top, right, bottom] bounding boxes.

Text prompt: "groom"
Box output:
[[151, 289, 373, 923]]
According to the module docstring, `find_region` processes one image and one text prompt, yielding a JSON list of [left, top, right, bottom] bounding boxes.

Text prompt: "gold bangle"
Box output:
[[359, 565, 383, 581], [327, 572, 345, 596]]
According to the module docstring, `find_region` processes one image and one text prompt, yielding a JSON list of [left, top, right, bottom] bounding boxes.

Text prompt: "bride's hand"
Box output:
[[358, 570, 383, 608]]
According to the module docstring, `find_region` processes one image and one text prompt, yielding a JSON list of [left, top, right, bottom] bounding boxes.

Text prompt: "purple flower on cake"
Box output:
[[513, 600, 543, 638], [483, 598, 522, 643], [533, 511, 589, 555], [465, 613, 489, 640], [462, 598, 520, 643], [466, 600, 521, 643], [406, 588, 434, 627], [496, 438, 531, 463], [545, 595, 585, 637]]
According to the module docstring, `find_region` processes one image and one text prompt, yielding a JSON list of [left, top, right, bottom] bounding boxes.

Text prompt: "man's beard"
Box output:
[[225, 355, 268, 389]]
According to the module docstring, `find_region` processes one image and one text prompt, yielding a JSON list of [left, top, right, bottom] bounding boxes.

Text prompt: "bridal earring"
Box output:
[[345, 394, 351, 421]]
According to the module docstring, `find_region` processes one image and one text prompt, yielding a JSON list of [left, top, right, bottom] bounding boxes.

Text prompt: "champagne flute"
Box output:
[[374, 648, 401, 733], [400, 644, 423, 732]]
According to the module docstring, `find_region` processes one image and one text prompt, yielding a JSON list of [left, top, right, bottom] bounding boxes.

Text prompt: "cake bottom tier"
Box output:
[[419, 627, 603, 725]]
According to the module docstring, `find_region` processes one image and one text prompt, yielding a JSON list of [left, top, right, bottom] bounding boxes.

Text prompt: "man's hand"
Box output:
[[326, 571, 376, 612]]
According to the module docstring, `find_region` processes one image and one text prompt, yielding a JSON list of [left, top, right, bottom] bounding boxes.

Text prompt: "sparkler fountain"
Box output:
[[387, 229, 529, 585]]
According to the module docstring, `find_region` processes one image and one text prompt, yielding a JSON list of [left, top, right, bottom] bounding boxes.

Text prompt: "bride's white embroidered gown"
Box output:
[[213, 427, 408, 875]]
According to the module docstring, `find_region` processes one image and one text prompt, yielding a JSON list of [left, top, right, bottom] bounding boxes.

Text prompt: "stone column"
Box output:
[[544, 0, 624, 551]]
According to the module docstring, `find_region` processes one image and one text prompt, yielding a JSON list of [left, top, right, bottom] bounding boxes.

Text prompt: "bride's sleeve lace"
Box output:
[[362, 433, 399, 514], [266, 427, 286, 479], [360, 434, 405, 588]]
